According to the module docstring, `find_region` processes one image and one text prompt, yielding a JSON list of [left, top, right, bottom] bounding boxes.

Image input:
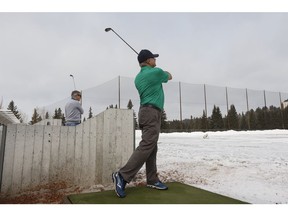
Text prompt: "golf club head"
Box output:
[[105, 28, 112, 32]]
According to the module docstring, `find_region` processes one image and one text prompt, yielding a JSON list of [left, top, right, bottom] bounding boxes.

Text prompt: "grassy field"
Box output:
[[66, 182, 248, 204]]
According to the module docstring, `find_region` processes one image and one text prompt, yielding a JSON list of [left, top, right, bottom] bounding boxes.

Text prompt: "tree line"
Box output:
[[5, 100, 134, 125], [161, 104, 288, 132], [5, 100, 288, 131], [107, 100, 288, 132]]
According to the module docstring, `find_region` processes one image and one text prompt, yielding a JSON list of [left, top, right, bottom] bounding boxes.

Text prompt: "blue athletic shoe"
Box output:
[[147, 181, 168, 190], [112, 172, 126, 198]]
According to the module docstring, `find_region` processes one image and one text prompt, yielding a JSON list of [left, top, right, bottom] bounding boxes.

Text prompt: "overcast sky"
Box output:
[[1, 11, 288, 120]]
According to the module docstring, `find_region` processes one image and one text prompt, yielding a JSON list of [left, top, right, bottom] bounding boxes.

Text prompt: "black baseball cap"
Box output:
[[137, 49, 159, 63]]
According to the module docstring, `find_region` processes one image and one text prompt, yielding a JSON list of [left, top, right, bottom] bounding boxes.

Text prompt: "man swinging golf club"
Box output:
[[112, 49, 172, 198]]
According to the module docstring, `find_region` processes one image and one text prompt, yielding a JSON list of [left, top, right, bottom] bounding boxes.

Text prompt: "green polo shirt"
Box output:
[[134, 66, 169, 110]]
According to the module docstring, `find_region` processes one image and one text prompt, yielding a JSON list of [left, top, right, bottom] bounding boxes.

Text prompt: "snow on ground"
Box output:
[[135, 129, 288, 204]]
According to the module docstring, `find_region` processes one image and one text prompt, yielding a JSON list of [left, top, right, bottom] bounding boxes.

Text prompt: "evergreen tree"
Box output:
[[190, 115, 194, 130], [161, 109, 168, 130], [53, 108, 64, 119], [59, 108, 65, 125], [227, 104, 239, 130], [126, 99, 138, 129], [53, 109, 59, 119], [255, 107, 265, 130], [182, 119, 192, 130], [200, 110, 208, 130], [239, 112, 249, 130], [267, 106, 276, 129], [7, 100, 22, 122], [57, 108, 63, 119], [276, 106, 283, 129], [283, 106, 288, 129], [223, 115, 228, 129], [193, 117, 202, 130], [272, 106, 285, 129], [262, 107, 269, 129], [30, 108, 42, 125], [127, 99, 133, 109], [52, 108, 65, 124], [210, 105, 224, 130], [249, 109, 257, 130], [169, 120, 182, 130], [88, 107, 93, 119], [108, 104, 117, 109]]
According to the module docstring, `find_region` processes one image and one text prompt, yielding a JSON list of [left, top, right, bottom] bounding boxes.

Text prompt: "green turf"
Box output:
[[67, 182, 248, 204]]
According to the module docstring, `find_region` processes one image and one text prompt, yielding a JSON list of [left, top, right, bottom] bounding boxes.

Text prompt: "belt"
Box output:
[[140, 104, 162, 112], [66, 120, 81, 123]]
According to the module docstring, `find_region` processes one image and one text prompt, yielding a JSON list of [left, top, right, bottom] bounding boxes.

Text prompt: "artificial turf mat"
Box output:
[[66, 182, 248, 204]]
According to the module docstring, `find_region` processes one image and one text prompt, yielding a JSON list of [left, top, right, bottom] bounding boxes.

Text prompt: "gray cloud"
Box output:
[[1, 12, 288, 120]]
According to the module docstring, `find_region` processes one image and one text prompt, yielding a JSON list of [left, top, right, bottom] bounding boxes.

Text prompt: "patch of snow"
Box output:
[[135, 129, 288, 204]]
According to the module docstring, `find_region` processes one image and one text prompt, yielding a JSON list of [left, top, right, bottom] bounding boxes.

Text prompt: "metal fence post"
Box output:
[[246, 88, 251, 130], [263, 90, 267, 127], [226, 87, 230, 129], [203, 84, 208, 130], [263, 90, 267, 108], [279, 92, 285, 129], [179, 82, 183, 129]]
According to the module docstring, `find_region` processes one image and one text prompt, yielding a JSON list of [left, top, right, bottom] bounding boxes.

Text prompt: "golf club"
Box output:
[[69, 74, 82, 110], [70, 74, 76, 90], [105, 27, 138, 55]]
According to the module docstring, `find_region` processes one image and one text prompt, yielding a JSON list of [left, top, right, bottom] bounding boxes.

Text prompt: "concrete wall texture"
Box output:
[[0, 109, 134, 195]]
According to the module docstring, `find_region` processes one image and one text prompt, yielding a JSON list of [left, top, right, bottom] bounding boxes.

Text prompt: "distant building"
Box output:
[[282, 99, 288, 109], [0, 109, 21, 125]]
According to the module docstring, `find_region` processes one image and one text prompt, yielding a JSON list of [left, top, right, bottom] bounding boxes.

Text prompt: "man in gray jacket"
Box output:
[[65, 90, 84, 126]]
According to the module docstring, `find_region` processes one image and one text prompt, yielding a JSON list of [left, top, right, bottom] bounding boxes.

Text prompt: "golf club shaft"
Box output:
[[106, 28, 138, 55]]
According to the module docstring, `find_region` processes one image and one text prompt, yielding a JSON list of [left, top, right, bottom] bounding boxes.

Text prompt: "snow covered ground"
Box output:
[[135, 129, 288, 204]]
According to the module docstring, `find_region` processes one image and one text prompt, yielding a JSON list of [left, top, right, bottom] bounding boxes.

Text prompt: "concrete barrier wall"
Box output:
[[0, 109, 134, 195], [34, 119, 63, 126]]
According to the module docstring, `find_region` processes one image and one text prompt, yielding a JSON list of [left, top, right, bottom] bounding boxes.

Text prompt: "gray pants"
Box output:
[[119, 106, 161, 184]]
